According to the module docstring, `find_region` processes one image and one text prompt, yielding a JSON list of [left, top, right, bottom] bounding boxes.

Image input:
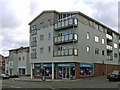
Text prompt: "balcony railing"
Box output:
[[54, 33, 78, 45], [106, 45, 113, 51], [107, 56, 113, 60], [106, 34, 112, 41], [31, 53, 37, 59], [31, 41, 37, 47], [54, 18, 78, 30], [53, 48, 78, 57], [31, 29, 37, 36]]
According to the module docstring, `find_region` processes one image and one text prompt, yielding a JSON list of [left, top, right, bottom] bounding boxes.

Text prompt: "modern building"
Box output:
[[0, 54, 5, 74], [8, 47, 30, 76], [119, 1, 120, 33], [29, 10, 120, 80]]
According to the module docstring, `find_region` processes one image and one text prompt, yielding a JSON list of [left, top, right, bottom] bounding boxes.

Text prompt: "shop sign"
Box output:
[[35, 64, 40, 67], [57, 63, 75, 67], [43, 64, 52, 67], [80, 63, 94, 67]]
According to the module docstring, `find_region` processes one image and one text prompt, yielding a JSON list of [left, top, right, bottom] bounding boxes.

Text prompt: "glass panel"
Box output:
[[65, 35, 68, 41], [62, 50, 65, 56], [74, 19, 77, 25], [58, 67, 62, 78], [58, 36, 61, 42], [65, 49, 68, 56], [62, 21, 64, 27], [62, 36, 64, 42], [65, 20, 68, 26], [58, 22, 61, 28], [69, 34, 73, 40], [74, 34, 77, 40], [58, 51, 61, 56], [54, 37, 57, 42], [69, 18, 73, 25], [74, 49, 78, 55], [69, 49, 73, 55]]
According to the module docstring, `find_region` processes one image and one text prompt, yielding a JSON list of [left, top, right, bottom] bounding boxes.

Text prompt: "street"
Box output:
[[1, 76, 120, 90]]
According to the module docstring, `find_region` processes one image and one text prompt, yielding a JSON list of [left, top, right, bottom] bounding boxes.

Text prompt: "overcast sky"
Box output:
[[0, 0, 119, 57]]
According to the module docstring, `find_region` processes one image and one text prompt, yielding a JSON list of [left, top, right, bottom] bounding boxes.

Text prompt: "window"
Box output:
[[48, 33, 51, 40], [102, 38, 105, 44], [23, 57, 25, 61], [40, 47, 44, 54], [86, 46, 90, 53], [40, 22, 44, 29], [95, 24, 99, 30], [48, 46, 51, 52], [114, 53, 117, 58], [102, 50, 105, 55], [114, 43, 118, 48], [48, 19, 51, 26], [95, 48, 99, 54], [87, 32, 90, 39], [19, 57, 21, 61], [40, 35, 44, 41], [95, 36, 99, 42]]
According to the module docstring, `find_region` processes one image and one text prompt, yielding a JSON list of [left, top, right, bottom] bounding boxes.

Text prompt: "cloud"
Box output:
[[1, 1, 21, 29], [90, 1, 118, 32]]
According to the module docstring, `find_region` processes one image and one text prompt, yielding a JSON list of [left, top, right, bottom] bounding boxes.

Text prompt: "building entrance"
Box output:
[[62, 67, 70, 79]]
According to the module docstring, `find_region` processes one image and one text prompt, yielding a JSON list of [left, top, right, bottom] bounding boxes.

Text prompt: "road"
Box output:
[[1, 76, 120, 90]]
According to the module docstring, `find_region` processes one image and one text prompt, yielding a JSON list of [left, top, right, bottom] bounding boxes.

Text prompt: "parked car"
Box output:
[[0, 74, 9, 79], [107, 70, 120, 81]]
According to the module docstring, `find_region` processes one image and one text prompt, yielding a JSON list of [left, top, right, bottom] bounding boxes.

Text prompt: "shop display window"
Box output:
[[58, 67, 62, 78], [80, 67, 93, 76], [70, 67, 75, 78], [35, 67, 41, 76], [45, 67, 52, 77]]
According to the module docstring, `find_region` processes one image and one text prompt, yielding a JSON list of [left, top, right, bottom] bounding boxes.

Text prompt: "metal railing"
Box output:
[[53, 48, 78, 57], [54, 18, 78, 30], [54, 33, 78, 45]]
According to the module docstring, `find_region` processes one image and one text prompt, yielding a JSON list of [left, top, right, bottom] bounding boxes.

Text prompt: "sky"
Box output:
[[0, 0, 119, 57]]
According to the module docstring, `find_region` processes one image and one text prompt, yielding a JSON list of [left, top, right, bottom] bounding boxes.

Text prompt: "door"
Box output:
[[62, 67, 70, 79]]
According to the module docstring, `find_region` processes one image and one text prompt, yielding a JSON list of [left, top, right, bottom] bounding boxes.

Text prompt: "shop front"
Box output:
[[34, 63, 53, 79], [57, 63, 75, 80], [80, 63, 94, 77]]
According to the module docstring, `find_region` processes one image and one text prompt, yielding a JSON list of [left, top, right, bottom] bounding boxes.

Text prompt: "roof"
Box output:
[[9, 46, 29, 51], [28, 10, 120, 35]]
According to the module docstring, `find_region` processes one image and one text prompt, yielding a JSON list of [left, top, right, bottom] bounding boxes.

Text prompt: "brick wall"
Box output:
[[75, 62, 80, 79], [94, 63, 120, 76]]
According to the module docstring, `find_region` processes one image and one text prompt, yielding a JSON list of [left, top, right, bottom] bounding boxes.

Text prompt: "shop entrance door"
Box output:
[[62, 67, 70, 79]]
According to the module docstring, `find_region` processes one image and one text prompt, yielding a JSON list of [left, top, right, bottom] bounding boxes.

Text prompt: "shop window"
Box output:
[[58, 67, 62, 78], [35, 67, 41, 76], [70, 67, 75, 78], [45, 67, 52, 77], [80, 67, 93, 76]]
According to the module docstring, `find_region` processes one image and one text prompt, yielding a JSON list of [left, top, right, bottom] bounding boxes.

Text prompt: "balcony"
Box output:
[[106, 34, 112, 41], [106, 45, 113, 51], [107, 56, 112, 60], [53, 48, 78, 57], [54, 18, 78, 31], [31, 41, 37, 47], [31, 29, 37, 36], [54, 33, 78, 45], [31, 53, 37, 59]]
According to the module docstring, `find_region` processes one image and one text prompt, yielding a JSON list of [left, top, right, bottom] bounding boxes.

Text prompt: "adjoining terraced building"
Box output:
[[29, 10, 120, 80], [8, 47, 30, 76]]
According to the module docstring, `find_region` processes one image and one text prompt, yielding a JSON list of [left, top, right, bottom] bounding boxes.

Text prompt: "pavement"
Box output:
[[12, 76, 82, 82]]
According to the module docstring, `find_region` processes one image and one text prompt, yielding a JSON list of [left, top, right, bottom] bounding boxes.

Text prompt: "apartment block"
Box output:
[[29, 10, 120, 80], [8, 47, 30, 76]]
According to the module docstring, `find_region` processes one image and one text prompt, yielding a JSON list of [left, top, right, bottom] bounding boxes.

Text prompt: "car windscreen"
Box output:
[[111, 71, 119, 74]]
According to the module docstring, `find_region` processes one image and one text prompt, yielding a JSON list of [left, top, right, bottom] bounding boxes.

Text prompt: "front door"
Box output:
[[62, 67, 70, 79]]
